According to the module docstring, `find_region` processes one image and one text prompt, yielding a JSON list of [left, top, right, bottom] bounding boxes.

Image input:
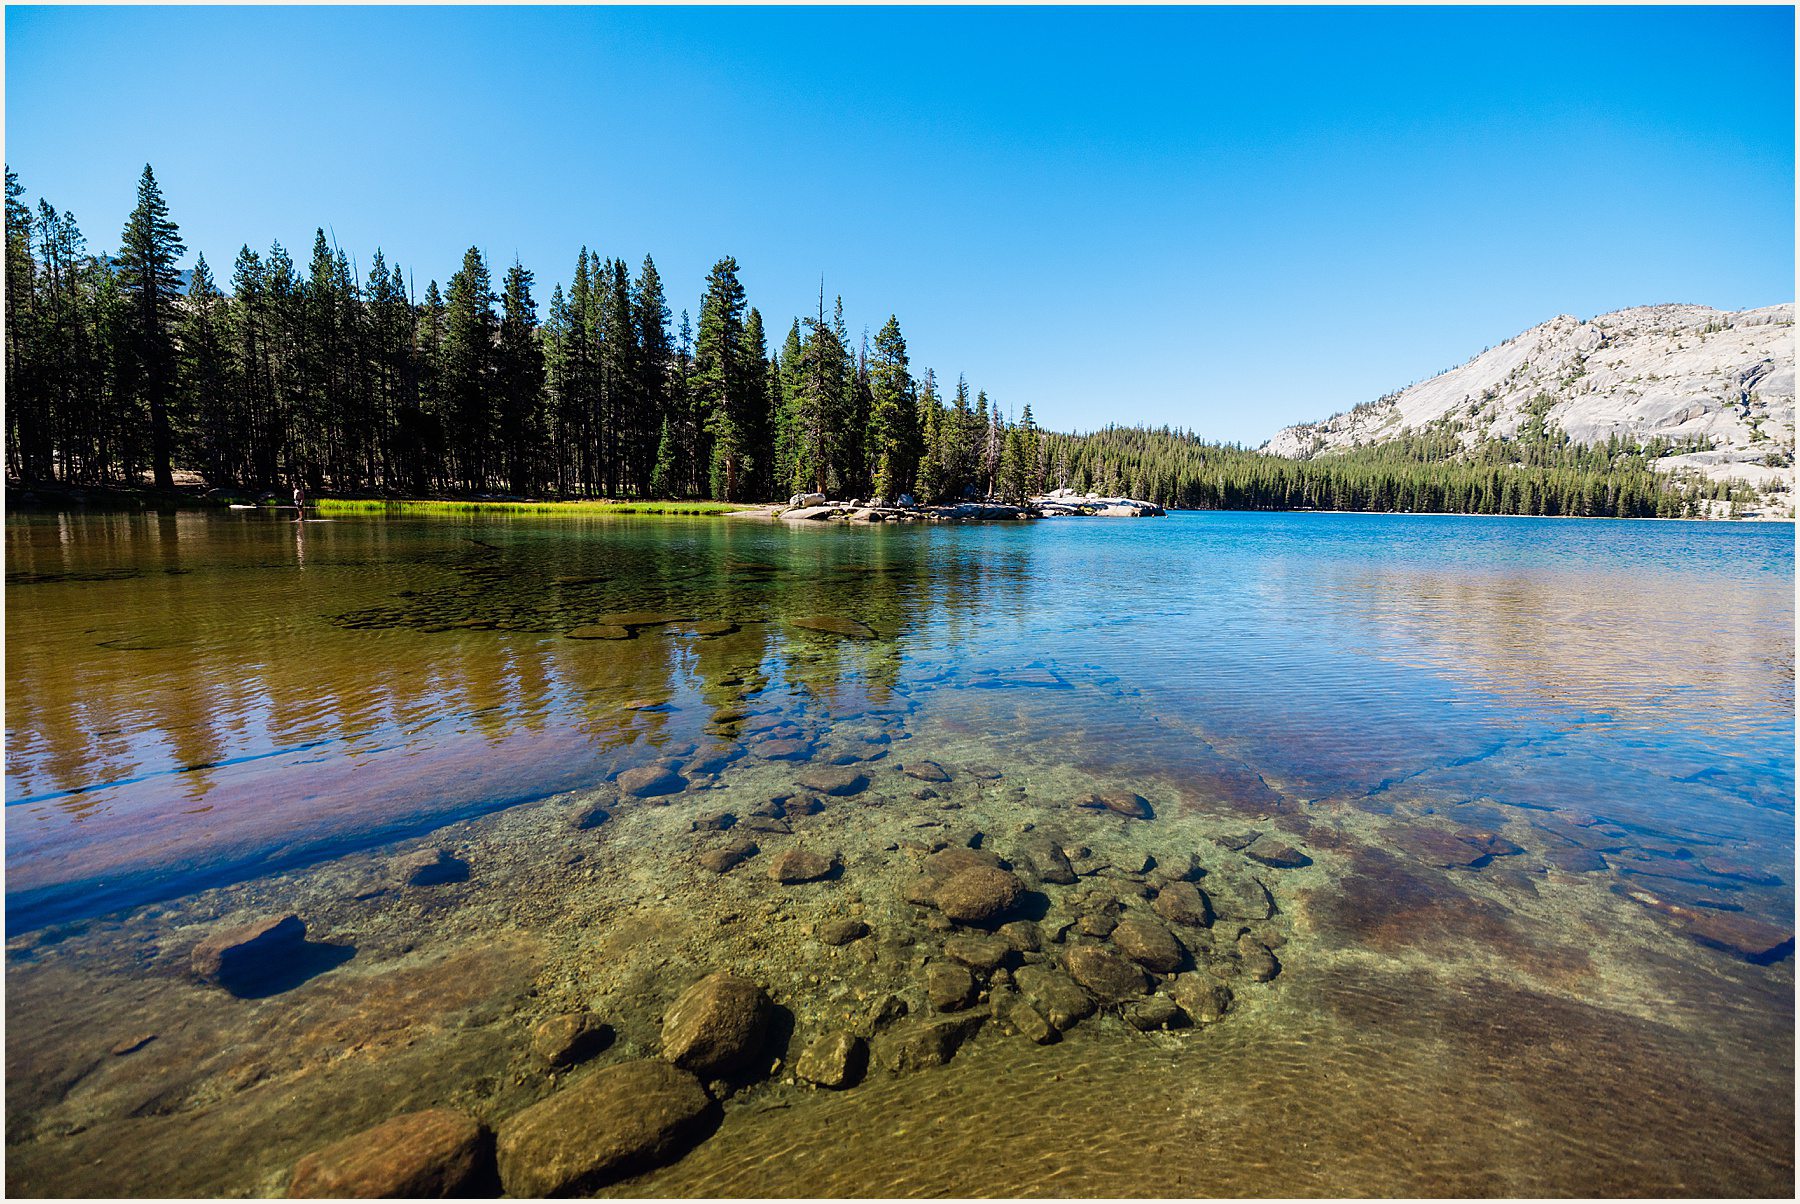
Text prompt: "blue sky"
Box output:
[[6, 5, 1793, 444]]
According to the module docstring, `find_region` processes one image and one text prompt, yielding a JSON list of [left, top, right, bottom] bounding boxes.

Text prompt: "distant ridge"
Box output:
[[1263, 303, 1795, 505]]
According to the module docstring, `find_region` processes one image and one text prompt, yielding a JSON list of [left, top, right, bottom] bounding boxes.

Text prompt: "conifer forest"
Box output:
[[4, 165, 1748, 518]]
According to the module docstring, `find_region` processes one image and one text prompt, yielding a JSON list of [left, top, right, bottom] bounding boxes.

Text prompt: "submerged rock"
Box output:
[[660, 972, 773, 1078], [1111, 915, 1185, 973], [532, 1012, 613, 1071], [926, 962, 978, 1011], [1123, 995, 1186, 1032], [1201, 872, 1275, 922], [190, 913, 306, 987], [1013, 965, 1096, 1031], [564, 623, 632, 640], [794, 767, 869, 796], [769, 848, 836, 884], [495, 1060, 716, 1196], [944, 933, 1012, 971], [1236, 936, 1281, 982], [697, 839, 758, 874], [1078, 791, 1155, 820], [289, 1109, 493, 1198], [998, 920, 1044, 953], [795, 1031, 867, 1089], [1019, 836, 1078, 885], [616, 765, 686, 798], [902, 760, 952, 783], [570, 803, 612, 831], [1246, 839, 1311, 869], [934, 866, 1026, 926], [1171, 975, 1233, 1024], [1064, 945, 1150, 1002], [872, 1010, 987, 1072], [392, 847, 469, 888], [1152, 880, 1211, 927], [816, 918, 870, 946], [1004, 998, 1060, 1044]]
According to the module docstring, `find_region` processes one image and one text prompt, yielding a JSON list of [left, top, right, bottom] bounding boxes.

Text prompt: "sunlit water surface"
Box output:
[[5, 509, 1793, 1196]]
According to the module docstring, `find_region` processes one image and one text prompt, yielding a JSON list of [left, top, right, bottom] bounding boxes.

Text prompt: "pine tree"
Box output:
[[495, 260, 543, 494], [115, 165, 186, 488], [867, 315, 917, 502], [696, 256, 751, 500], [180, 253, 232, 483], [632, 255, 672, 496], [443, 248, 496, 490]]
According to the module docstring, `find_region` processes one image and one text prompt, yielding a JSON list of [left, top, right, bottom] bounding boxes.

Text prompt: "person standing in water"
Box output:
[[293, 480, 306, 520]]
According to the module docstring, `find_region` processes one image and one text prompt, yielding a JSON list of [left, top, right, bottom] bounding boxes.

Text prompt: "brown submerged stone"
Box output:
[[795, 1031, 867, 1089], [190, 913, 306, 987], [926, 962, 977, 1011], [698, 839, 758, 874], [495, 1060, 716, 1196], [769, 848, 836, 884], [795, 767, 870, 796], [289, 1108, 492, 1198], [1246, 839, 1311, 869], [903, 760, 952, 782], [616, 765, 686, 798], [934, 866, 1025, 926], [1064, 945, 1150, 1001], [660, 972, 773, 1078], [1111, 915, 1185, 973], [1078, 791, 1155, 819], [1152, 880, 1210, 927], [532, 1012, 613, 1070]]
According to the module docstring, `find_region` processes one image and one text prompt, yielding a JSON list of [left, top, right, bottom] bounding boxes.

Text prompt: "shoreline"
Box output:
[[3, 480, 1788, 523]]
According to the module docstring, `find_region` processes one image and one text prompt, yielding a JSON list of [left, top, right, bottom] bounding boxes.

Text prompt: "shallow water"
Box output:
[[5, 509, 1794, 1196]]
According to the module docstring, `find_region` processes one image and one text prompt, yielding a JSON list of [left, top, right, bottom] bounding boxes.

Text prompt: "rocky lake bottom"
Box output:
[[4, 510, 1794, 1196]]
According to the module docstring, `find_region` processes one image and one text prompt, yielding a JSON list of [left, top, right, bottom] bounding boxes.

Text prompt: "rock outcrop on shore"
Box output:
[[765, 490, 1165, 524]]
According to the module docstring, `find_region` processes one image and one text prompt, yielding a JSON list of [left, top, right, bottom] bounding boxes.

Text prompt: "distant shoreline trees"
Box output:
[[3, 164, 1753, 519]]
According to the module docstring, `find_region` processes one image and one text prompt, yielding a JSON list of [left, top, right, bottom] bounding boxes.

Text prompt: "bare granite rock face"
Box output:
[[1263, 302, 1796, 515]]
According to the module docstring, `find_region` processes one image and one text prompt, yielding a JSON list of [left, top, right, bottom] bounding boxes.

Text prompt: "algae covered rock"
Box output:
[[288, 1108, 492, 1198], [660, 971, 773, 1078], [495, 1059, 716, 1196]]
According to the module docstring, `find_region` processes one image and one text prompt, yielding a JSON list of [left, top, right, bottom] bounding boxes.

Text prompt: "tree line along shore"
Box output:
[[5, 164, 1759, 520]]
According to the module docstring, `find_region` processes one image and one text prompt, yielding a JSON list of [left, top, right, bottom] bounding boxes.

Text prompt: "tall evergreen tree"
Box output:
[[495, 260, 544, 494], [867, 315, 916, 501], [115, 165, 186, 489], [696, 256, 752, 500]]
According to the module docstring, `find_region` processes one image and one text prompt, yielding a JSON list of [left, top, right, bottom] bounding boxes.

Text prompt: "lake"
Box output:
[[5, 508, 1794, 1195]]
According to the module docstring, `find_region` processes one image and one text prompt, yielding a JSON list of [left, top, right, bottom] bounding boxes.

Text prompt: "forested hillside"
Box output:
[[3, 164, 1759, 518]]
